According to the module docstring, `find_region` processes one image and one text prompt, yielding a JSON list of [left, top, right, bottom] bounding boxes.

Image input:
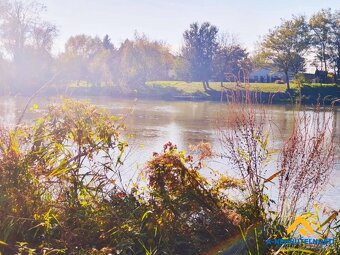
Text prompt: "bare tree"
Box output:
[[0, 0, 57, 90]]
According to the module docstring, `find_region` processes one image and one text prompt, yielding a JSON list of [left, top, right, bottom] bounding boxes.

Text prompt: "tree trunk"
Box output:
[[285, 72, 290, 90], [323, 48, 327, 72], [337, 43, 340, 83], [206, 81, 212, 90], [202, 81, 208, 91]]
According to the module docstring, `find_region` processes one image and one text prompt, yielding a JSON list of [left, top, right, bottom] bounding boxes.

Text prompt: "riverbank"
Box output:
[[144, 81, 339, 103], [3, 81, 339, 104]]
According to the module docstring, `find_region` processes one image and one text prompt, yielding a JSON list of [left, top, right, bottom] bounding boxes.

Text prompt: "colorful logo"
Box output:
[[287, 216, 315, 237], [266, 213, 335, 247]]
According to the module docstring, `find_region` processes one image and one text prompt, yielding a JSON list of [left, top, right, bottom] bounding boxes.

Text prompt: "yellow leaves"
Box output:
[[262, 194, 269, 203], [141, 210, 152, 221], [110, 115, 117, 122], [79, 188, 92, 208], [29, 103, 39, 112], [258, 132, 269, 151], [0, 240, 8, 247], [9, 131, 21, 155], [80, 200, 89, 207], [48, 159, 72, 177], [33, 103, 39, 110], [237, 148, 249, 161], [318, 211, 338, 230], [121, 224, 133, 232], [33, 213, 40, 220], [0, 138, 6, 154], [215, 175, 245, 191], [279, 248, 316, 254]]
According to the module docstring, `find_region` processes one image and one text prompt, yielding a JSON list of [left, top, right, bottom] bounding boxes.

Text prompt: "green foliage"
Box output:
[[182, 22, 219, 90], [257, 15, 310, 89], [213, 42, 251, 83], [309, 8, 339, 73]]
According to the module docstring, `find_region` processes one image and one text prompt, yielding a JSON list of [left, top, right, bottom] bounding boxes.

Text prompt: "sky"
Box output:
[[40, 0, 340, 54]]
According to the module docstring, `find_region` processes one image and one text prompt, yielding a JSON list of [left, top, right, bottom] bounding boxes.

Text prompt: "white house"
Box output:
[[249, 68, 291, 83]]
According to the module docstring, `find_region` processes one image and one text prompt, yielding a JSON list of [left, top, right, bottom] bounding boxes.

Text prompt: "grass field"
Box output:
[[146, 81, 288, 94], [65, 80, 338, 102]]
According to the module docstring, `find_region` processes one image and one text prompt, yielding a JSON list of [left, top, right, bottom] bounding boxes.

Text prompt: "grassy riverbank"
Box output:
[[12, 80, 339, 104], [145, 81, 339, 103], [146, 81, 288, 93]]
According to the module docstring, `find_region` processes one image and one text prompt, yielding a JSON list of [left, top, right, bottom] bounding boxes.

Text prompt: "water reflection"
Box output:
[[0, 97, 17, 127], [0, 96, 339, 209]]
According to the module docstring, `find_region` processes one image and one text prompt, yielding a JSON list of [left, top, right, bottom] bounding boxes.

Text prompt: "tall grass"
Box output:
[[217, 82, 338, 254]]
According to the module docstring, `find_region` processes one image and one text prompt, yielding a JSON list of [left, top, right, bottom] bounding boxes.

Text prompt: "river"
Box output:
[[0, 96, 339, 210]]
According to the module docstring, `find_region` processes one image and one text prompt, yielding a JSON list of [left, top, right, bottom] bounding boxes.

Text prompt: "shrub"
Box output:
[[142, 142, 243, 254]]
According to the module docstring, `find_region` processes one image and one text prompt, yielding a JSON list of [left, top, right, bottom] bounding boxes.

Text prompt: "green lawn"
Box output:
[[301, 82, 338, 87], [146, 81, 288, 94], [66, 80, 338, 101]]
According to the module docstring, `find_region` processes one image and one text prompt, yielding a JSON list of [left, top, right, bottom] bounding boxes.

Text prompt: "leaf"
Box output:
[[280, 248, 315, 254], [0, 240, 7, 246], [48, 164, 71, 177], [142, 210, 152, 221], [264, 170, 282, 183], [318, 211, 338, 230]]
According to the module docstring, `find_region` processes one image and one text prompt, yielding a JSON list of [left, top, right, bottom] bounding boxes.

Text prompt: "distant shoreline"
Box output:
[[2, 81, 339, 105]]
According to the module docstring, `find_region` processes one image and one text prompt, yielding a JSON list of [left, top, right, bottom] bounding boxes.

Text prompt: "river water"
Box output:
[[0, 96, 339, 210]]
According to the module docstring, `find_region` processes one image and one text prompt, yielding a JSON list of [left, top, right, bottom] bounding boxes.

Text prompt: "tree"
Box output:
[[103, 34, 114, 51], [172, 56, 190, 81], [0, 0, 57, 91], [115, 33, 174, 90], [89, 35, 116, 86], [259, 16, 310, 90], [60, 34, 104, 86], [182, 22, 219, 91], [309, 8, 334, 72], [328, 9, 340, 82], [213, 34, 250, 86]]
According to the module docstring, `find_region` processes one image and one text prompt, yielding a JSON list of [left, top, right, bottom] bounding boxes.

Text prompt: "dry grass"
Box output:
[[217, 90, 272, 218], [277, 104, 336, 217], [217, 87, 337, 220]]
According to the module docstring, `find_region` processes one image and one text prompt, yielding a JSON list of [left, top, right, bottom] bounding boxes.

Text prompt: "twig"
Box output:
[[16, 72, 60, 128]]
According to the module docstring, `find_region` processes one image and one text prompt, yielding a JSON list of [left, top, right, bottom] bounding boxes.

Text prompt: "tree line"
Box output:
[[0, 0, 339, 93]]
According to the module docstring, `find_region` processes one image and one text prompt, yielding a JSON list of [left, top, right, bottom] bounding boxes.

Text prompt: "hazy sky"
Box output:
[[40, 0, 340, 54]]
